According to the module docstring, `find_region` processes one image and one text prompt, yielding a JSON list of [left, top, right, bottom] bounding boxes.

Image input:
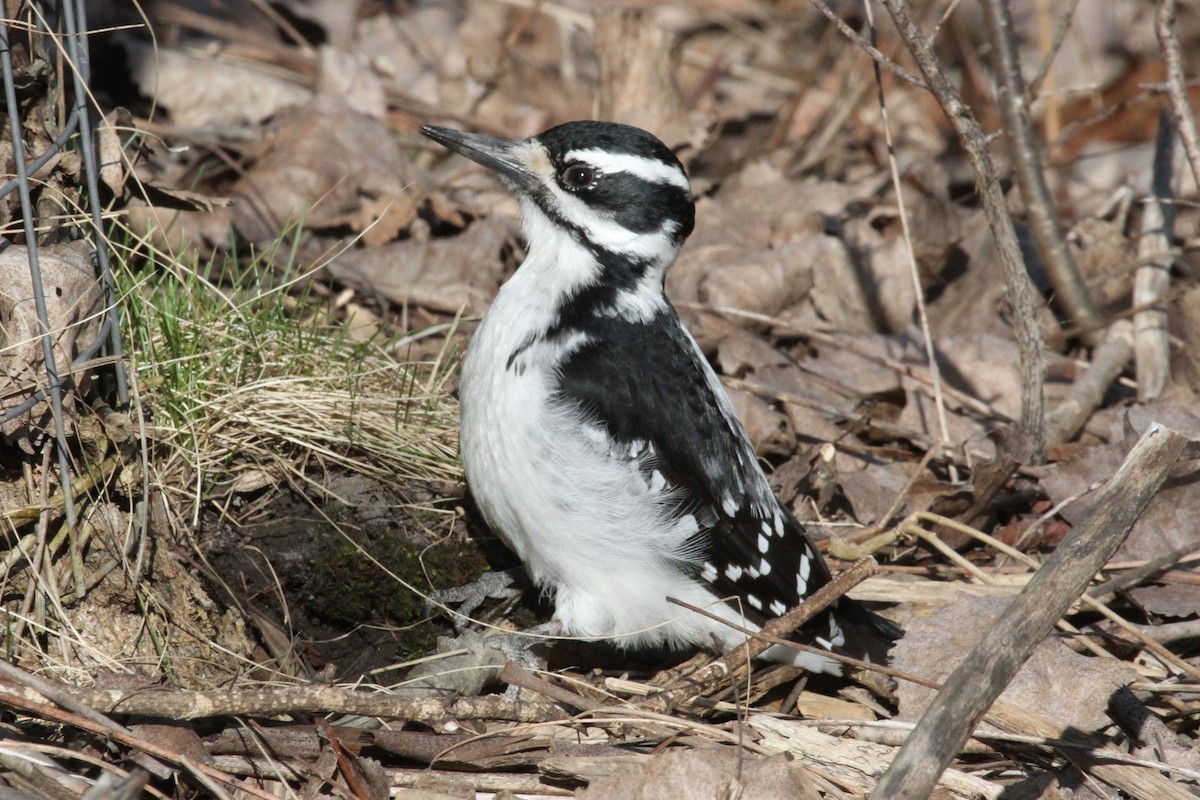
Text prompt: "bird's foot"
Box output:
[[485, 620, 564, 699], [426, 568, 524, 632]]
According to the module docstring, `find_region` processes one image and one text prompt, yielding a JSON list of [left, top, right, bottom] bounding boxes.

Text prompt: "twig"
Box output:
[[2, 681, 566, 725], [926, 515, 1200, 679], [1008, 478, 1103, 553], [880, 0, 1047, 462], [1080, 592, 1200, 682], [869, 423, 1188, 800], [862, 446, 939, 539], [983, 699, 1200, 800], [850, 511, 1112, 659], [1047, 319, 1134, 444], [804, 0, 926, 89], [1026, 0, 1082, 99], [862, 0, 957, 483], [1087, 542, 1199, 604], [497, 663, 601, 712], [317, 721, 371, 800], [0, 660, 128, 737], [1133, 109, 1177, 401], [981, 0, 1104, 346], [1127, 618, 1200, 646], [1156, 0, 1200, 192], [637, 558, 884, 715]]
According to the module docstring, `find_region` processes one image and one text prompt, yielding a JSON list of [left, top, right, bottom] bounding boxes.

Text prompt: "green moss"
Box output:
[[300, 530, 490, 653]]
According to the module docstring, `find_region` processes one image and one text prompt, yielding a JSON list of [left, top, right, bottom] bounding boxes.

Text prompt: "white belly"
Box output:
[[458, 291, 733, 650]]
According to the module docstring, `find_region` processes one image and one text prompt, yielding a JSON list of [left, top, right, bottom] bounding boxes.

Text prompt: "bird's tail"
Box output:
[[827, 598, 901, 667], [777, 599, 900, 675]]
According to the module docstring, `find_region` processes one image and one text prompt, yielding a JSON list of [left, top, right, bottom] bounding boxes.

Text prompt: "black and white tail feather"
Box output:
[[423, 120, 899, 673]]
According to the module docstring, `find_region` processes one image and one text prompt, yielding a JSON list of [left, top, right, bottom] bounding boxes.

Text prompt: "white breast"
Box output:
[[458, 245, 709, 647]]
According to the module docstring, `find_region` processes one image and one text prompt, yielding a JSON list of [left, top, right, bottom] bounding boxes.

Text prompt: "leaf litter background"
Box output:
[[2, 0, 1200, 797]]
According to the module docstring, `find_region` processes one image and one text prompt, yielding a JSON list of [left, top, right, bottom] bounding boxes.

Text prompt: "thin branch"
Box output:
[[1156, 0, 1200, 192], [981, 0, 1104, 346], [879, 0, 1047, 461], [805, 0, 927, 89], [1, 682, 566, 724], [1025, 0, 1083, 100], [862, 0, 957, 482], [1133, 110, 1177, 401], [1047, 319, 1133, 444]]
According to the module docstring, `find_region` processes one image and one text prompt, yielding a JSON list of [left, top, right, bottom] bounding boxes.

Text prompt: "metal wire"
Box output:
[[1, 0, 129, 521]]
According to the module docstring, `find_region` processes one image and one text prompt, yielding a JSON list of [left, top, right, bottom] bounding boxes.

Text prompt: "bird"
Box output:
[[422, 120, 898, 673]]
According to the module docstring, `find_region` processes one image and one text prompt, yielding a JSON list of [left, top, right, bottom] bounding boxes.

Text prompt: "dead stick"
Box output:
[[637, 557, 878, 715], [497, 662, 679, 739], [985, 698, 1198, 800], [0, 681, 565, 725], [1048, 319, 1133, 444], [497, 662, 602, 712], [1133, 108, 1176, 401], [1156, 0, 1200, 192], [869, 423, 1188, 800], [0, 689, 276, 800]]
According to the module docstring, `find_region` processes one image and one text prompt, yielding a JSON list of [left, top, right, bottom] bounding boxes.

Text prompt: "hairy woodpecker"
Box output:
[[422, 121, 898, 672]]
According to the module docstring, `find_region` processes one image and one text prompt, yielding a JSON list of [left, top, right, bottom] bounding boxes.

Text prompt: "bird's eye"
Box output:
[[561, 164, 596, 189]]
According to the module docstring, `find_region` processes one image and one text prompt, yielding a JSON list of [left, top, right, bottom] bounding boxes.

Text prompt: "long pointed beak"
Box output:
[[421, 125, 539, 193]]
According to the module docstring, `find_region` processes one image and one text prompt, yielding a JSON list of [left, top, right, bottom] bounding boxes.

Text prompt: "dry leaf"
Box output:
[[0, 241, 104, 451], [811, 223, 916, 333], [726, 387, 792, 456], [893, 595, 1136, 735], [328, 215, 514, 316], [338, 193, 422, 247], [1127, 584, 1200, 618], [125, 200, 236, 257], [123, 39, 313, 128], [1040, 401, 1200, 561], [228, 96, 412, 243], [98, 107, 132, 195], [316, 45, 387, 119]]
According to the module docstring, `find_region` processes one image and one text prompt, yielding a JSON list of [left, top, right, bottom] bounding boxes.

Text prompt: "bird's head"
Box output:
[[422, 121, 695, 276]]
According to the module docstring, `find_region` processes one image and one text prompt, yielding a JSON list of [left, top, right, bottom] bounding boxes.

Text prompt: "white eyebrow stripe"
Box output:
[[564, 148, 692, 192], [551, 189, 681, 261]]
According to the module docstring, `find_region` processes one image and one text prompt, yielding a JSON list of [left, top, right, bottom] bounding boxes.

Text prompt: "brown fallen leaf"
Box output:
[[1127, 584, 1200, 619], [726, 386, 792, 456], [98, 107, 133, 196], [688, 163, 855, 251], [695, 241, 818, 317], [811, 222, 916, 333], [228, 96, 413, 244], [1041, 402, 1200, 562], [0, 241, 104, 452], [317, 192, 423, 247], [125, 200, 236, 257], [123, 38, 313, 129], [327, 215, 514, 316], [893, 595, 1136, 735]]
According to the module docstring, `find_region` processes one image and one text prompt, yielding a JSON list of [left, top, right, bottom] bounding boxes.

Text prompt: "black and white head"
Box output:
[[422, 121, 694, 320]]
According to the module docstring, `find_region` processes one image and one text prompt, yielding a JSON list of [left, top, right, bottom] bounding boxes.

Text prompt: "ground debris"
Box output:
[[4, 1, 1200, 798]]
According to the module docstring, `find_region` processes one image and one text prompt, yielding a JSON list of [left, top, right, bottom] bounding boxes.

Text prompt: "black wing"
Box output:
[[553, 304, 896, 661]]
